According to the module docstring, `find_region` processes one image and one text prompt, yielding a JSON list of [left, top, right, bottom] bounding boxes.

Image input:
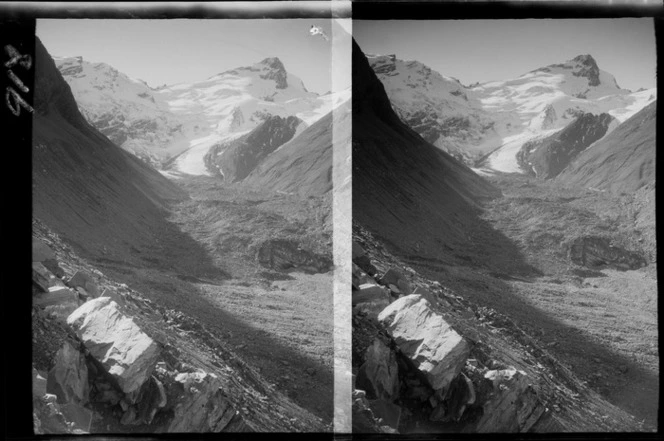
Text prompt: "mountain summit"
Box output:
[[570, 54, 601, 87], [527, 53, 618, 93], [256, 57, 288, 89]]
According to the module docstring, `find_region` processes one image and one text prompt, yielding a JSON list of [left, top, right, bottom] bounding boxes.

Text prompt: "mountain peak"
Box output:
[[256, 57, 288, 89], [531, 54, 603, 87], [571, 54, 598, 67], [258, 57, 284, 69], [568, 54, 601, 87]]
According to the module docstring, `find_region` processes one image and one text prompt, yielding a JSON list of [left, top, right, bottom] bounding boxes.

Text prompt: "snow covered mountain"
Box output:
[[369, 54, 656, 174], [55, 56, 350, 175]]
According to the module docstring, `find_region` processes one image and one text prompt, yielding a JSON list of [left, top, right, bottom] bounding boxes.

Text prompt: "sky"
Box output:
[[354, 19, 656, 92], [37, 19, 352, 94]]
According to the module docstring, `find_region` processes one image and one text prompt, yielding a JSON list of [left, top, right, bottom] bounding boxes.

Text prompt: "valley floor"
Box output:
[[411, 172, 658, 430], [84, 175, 335, 427]]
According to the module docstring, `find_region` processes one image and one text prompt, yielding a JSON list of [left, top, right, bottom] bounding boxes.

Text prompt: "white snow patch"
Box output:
[[158, 169, 185, 180]]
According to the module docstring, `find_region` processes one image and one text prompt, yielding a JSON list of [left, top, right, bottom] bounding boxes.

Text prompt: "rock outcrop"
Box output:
[[568, 236, 647, 271], [66, 270, 100, 298], [353, 283, 390, 306], [33, 365, 87, 434], [256, 239, 333, 274], [47, 341, 90, 405], [556, 101, 656, 193], [33, 262, 62, 292], [206, 115, 303, 181], [67, 297, 161, 394], [165, 370, 243, 432], [352, 284, 391, 319], [352, 242, 378, 277], [378, 268, 412, 295], [356, 339, 400, 402], [347, 233, 606, 433], [517, 112, 613, 179], [352, 390, 398, 434], [472, 368, 545, 433], [30, 224, 284, 433], [33, 237, 65, 278], [378, 295, 470, 393], [34, 286, 80, 323]]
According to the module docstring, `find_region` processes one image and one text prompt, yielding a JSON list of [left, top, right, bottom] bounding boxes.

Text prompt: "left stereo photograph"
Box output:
[[29, 12, 351, 434]]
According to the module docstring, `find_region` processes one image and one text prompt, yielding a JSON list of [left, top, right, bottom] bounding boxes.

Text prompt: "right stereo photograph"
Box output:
[[351, 18, 657, 433]]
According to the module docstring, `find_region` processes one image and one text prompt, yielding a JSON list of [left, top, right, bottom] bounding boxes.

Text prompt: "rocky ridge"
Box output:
[[556, 100, 656, 194], [351, 229, 646, 433], [202, 115, 304, 181], [516, 112, 614, 178], [32, 219, 328, 434]]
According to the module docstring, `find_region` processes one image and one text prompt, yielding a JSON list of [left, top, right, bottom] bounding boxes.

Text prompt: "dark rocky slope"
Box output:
[[243, 100, 350, 197], [31, 220, 327, 433], [32, 37, 187, 262], [204, 115, 303, 182], [351, 232, 646, 434], [556, 101, 656, 193], [352, 39, 500, 265], [517, 112, 613, 179]]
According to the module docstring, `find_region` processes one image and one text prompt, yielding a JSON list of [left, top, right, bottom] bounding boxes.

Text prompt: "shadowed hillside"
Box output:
[[32, 37, 188, 263]]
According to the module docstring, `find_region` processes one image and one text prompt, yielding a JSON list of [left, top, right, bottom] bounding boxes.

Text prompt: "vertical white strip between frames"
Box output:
[[331, 15, 352, 435]]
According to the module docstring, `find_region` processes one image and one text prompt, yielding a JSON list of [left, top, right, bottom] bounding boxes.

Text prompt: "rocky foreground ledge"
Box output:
[[31, 219, 326, 434], [350, 227, 646, 433]]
